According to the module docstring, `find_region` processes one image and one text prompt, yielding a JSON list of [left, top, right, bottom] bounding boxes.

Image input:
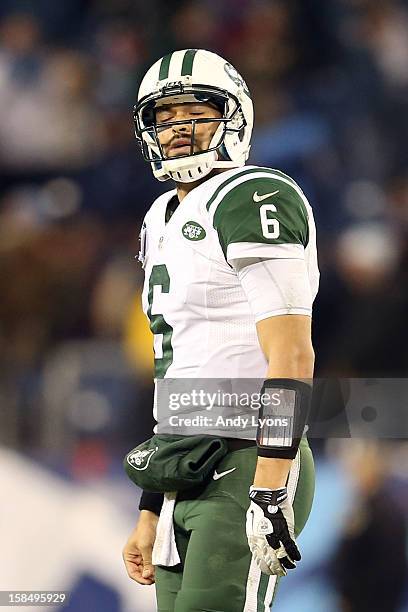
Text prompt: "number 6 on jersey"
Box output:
[[259, 203, 280, 239], [147, 264, 174, 378]]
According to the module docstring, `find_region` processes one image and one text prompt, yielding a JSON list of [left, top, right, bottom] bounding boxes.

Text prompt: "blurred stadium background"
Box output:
[[0, 0, 407, 610]]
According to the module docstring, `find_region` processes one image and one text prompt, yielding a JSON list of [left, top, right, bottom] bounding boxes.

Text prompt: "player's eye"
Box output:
[[189, 107, 206, 115], [156, 113, 173, 123]]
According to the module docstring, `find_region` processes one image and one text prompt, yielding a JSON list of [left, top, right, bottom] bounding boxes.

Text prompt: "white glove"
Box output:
[[246, 486, 300, 576]]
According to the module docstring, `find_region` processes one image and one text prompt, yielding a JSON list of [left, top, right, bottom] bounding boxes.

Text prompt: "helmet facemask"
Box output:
[[134, 83, 246, 183]]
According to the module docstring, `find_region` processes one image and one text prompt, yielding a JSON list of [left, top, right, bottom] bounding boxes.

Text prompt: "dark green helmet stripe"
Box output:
[[159, 53, 172, 80], [158, 50, 197, 80], [181, 49, 198, 76]]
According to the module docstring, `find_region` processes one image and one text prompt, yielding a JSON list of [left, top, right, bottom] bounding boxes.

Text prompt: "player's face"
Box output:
[[155, 102, 222, 158]]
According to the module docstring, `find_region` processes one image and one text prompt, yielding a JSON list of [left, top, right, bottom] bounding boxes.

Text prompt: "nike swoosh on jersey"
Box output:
[[253, 190, 280, 202], [213, 467, 237, 480]]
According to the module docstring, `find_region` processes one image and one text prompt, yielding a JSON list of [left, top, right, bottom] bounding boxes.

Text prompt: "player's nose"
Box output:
[[172, 122, 190, 135]]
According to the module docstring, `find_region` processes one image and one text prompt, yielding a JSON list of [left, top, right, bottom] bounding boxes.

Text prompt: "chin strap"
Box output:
[[161, 153, 246, 183], [162, 150, 216, 183]]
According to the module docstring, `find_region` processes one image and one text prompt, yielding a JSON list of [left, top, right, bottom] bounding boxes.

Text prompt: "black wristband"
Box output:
[[256, 378, 312, 460], [139, 490, 164, 516]]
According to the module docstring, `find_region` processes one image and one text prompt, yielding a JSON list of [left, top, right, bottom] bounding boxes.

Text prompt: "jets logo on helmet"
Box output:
[[224, 62, 250, 97], [133, 49, 254, 183]]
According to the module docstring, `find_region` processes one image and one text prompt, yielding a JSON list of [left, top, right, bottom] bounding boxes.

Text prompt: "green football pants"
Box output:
[[155, 438, 315, 612]]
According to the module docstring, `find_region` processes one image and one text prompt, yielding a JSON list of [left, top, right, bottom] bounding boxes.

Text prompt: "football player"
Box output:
[[123, 49, 319, 611]]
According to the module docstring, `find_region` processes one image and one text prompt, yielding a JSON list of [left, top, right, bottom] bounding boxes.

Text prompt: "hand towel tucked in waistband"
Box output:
[[152, 492, 180, 567]]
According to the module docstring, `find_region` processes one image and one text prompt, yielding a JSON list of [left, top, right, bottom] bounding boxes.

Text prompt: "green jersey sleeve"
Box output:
[[211, 174, 309, 261]]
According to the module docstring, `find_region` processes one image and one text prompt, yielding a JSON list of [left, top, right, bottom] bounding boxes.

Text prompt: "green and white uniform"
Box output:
[[141, 165, 319, 381], [140, 165, 319, 611], [155, 439, 314, 612]]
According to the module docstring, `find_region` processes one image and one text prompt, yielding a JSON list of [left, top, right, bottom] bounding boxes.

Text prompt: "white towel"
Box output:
[[152, 491, 180, 566]]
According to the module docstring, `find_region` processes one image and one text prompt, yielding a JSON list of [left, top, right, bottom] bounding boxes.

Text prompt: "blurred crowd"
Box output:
[[1, 2, 407, 609], [1, 0, 408, 450]]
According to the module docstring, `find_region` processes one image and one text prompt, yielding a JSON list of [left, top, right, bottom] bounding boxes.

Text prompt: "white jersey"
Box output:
[[140, 165, 319, 381]]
